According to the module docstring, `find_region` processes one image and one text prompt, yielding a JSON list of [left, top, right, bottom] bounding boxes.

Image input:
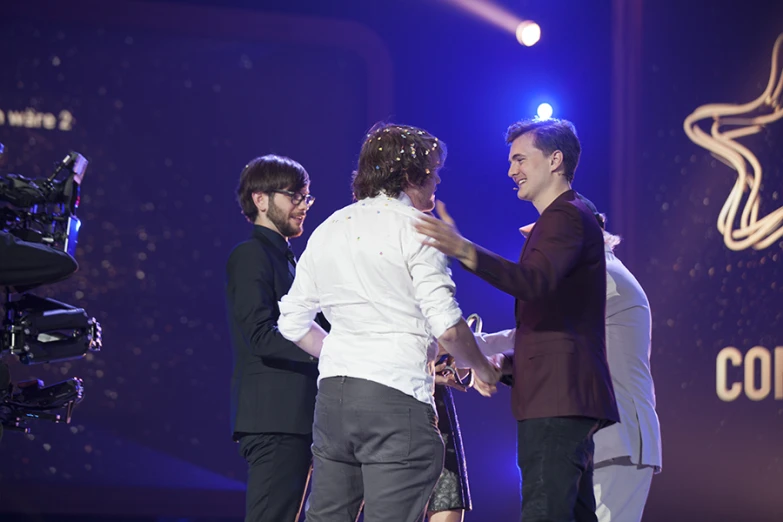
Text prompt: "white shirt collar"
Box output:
[[373, 191, 413, 207], [396, 192, 413, 207]]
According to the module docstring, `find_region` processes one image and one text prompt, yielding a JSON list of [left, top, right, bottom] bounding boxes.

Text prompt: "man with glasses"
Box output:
[[226, 154, 326, 522]]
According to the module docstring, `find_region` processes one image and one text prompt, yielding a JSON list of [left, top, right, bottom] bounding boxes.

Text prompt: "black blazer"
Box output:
[[226, 225, 329, 439]]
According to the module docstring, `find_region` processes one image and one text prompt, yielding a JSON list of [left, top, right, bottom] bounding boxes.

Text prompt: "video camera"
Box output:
[[0, 145, 102, 438], [0, 149, 86, 257]]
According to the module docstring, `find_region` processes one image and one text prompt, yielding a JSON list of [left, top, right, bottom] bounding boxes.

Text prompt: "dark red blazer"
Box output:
[[470, 190, 619, 424]]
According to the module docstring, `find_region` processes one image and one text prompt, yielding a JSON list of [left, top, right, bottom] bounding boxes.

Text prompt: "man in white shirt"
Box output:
[[278, 123, 500, 522]]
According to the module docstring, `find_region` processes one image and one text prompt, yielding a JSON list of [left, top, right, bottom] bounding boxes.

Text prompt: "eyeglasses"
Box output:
[[271, 190, 316, 208]]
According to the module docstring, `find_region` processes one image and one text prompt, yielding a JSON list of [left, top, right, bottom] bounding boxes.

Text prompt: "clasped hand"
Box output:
[[434, 354, 501, 397]]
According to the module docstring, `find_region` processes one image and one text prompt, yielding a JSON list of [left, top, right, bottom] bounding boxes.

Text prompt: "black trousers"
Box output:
[[517, 416, 603, 522], [306, 376, 444, 522], [238, 432, 313, 522]]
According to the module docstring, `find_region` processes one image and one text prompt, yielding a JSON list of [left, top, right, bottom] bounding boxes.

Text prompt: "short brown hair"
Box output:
[[236, 155, 309, 222], [505, 118, 581, 183], [351, 122, 446, 200]]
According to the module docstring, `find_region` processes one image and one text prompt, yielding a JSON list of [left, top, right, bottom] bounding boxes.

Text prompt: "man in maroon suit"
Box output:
[[415, 118, 619, 522]]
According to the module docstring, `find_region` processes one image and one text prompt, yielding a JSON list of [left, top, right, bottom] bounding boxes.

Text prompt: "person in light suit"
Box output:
[[592, 226, 661, 522], [471, 213, 662, 522]]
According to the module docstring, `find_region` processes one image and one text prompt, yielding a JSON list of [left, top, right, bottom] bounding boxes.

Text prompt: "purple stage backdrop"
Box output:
[[1, 1, 616, 517], [11, 1, 783, 521], [0, 1, 391, 516], [627, 1, 783, 520]]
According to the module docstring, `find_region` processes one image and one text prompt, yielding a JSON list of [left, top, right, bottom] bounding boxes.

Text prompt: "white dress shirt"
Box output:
[[278, 193, 464, 407]]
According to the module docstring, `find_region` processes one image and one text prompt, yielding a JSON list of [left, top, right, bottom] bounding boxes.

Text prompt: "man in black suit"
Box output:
[[226, 155, 327, 522]]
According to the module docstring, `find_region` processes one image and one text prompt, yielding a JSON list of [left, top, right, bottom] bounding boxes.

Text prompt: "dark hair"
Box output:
[[505, 118, 581, 183], [236, 154, 310, 222], [576, 192, 606, 229], [351, 122, 446, 200]]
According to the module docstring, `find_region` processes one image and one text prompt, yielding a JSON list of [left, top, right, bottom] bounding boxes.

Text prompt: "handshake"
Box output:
[[434, 352, 511, 397], [434, 313, 513, 397]]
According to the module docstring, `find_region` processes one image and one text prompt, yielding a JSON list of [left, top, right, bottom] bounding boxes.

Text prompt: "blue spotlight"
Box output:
[[536, 103, 553, 120]]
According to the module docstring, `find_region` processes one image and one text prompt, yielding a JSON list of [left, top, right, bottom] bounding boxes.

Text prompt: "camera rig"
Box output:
[[0, 148, 102, 438]]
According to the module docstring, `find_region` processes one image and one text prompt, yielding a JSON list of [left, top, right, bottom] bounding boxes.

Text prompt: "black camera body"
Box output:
[[0, 151, 86, 257], [0, 148, 101, 438]]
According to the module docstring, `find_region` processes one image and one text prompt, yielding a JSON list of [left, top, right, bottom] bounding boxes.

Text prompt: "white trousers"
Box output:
[[593, 457, 655, 522]]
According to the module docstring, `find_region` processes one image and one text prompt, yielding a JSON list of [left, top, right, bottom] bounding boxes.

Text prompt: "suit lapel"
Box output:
[[511, 190, 573, 320], [286, 257, 297, 280], [514, 234, 533, 320], [254, 231, 295, 289], [519, 233, 533, 259]]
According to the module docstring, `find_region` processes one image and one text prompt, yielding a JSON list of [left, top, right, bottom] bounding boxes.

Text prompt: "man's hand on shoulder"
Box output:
[[414, 201, 478, 270]]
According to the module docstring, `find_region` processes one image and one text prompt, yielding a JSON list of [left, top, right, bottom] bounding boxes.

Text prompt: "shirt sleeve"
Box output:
[[476, 328, 516, 355], [278, 238, 321, 343], [405, 223, 463, 339], [451, 328, 516, 367]]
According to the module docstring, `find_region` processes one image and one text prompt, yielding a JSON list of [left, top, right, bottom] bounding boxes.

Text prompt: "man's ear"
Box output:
[[549, 150, 564, 174], [253, 192, 268, 213], [402, 170, 412, 188]]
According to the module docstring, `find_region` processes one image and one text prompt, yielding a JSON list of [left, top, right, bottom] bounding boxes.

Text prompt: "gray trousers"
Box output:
[[305, 376, 444, 522]]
